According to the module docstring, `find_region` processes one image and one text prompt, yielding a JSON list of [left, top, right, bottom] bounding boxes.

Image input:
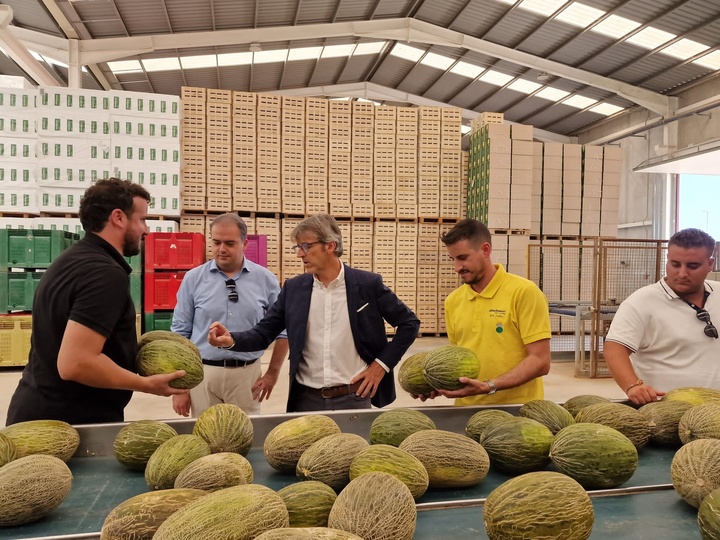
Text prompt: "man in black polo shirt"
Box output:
[[6, 178, 187, 425]]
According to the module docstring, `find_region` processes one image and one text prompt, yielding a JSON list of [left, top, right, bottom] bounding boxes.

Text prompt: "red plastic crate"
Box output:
[[144, 232, 205, 271], [143, 272, 186, 311], [245, 234, 268, 268]]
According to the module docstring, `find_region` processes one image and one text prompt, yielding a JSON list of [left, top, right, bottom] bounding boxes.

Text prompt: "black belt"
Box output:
[[202, 358, 258, 368], [298, 382, 363, 399]]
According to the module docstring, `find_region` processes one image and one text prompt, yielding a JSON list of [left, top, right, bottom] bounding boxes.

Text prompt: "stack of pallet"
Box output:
[[232, 91, 258, 211], [281, 97, 306, 215], [328, 101, 352, 216], [305, 98, 329, 214], [350, 102, 374, 218]]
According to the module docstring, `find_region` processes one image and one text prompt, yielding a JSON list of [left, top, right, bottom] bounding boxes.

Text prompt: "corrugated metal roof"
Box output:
[[1, 0, 719, 137]]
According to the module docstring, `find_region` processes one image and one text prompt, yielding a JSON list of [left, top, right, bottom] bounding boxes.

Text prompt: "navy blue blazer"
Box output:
[[227, 264, 420, 411]]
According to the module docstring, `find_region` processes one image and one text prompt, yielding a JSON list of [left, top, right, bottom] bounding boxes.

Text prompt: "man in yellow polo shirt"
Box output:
[[437, 219, 551, 405]]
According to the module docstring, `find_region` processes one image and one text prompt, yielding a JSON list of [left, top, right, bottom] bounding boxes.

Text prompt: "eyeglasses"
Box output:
[[225, 279, 238, 303], [696, 309, 719, 339], [290, 241, 321, 254]]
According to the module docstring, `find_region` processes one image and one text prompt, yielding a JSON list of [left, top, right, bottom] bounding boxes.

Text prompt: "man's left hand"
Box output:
[[351, 361, 386, 399], [437, 377, 487, 398]]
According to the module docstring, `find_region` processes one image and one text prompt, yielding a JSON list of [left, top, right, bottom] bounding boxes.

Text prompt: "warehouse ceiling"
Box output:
[[1, 0, 720, 141]]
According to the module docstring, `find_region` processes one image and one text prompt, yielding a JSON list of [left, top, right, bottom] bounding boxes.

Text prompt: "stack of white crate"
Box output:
[[0, 87, 38, 214]]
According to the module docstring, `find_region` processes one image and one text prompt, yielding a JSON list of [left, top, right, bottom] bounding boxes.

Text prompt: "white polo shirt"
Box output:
[[606, 279, 720, 391]]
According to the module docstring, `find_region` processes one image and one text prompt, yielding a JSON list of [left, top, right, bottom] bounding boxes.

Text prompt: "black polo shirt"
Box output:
[[6, 233, 138, 425]]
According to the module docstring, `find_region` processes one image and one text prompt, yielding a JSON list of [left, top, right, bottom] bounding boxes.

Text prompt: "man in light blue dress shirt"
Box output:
[[171, 213, 288, 416]]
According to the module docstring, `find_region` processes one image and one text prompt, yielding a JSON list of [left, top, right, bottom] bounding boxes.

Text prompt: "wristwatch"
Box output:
[[484, 380, 497, 395]]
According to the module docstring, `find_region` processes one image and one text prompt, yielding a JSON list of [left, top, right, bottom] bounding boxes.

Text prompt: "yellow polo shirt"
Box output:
[[444, 264, 551, 406]]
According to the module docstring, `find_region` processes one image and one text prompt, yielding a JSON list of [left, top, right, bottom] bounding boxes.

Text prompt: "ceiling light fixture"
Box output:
[[536, 72, 550, 82], [249, 43, 262, 53]]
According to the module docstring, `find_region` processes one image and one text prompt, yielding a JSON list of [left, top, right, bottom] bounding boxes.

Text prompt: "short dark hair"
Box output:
[[669, 228, 716, 258], [210, 213, 248, 241], [79, 178, 150, 233], [441, 218, 492, 248]]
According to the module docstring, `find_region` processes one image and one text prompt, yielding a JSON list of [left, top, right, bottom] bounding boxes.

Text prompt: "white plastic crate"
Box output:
[[146, 183, 181, 217], [39, 86, 111, 111], [0, 217, 36, 229], [37, 163, 111, 186], [37, 110, 110, 139], [37, 186, 86, 214], [110, 137, 180, 165], [0, 111, 37, 138], [36, 137, 112, 162], [146, 219, 179, 233], [108, 90, 180, 118], [30, 217, 84, 234], [0, 140, 36, 161], [0, 188, 39, 214], [109, 115, 180, 140], [0, 161, 37, 186], [0, 88, 38, 110], [111, 164, 180, 189]]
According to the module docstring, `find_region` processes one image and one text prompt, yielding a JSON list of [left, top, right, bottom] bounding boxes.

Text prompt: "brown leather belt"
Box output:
[[299, 382, 363, 399]]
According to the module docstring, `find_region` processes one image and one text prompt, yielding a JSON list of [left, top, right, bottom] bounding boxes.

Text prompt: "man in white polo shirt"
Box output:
[[605, 228, 720, 405]]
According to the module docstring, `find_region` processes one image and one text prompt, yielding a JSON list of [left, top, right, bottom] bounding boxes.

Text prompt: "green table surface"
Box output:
[[0, 445, 688, 539]]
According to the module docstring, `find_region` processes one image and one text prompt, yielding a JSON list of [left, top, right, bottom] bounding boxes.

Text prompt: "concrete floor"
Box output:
[[0, 336, 626, 427]]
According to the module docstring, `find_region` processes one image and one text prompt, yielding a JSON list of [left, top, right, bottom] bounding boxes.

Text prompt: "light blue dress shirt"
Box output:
[[171, 257, 286, 362]]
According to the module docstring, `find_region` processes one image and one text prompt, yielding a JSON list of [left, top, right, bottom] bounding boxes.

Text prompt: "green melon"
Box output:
[[145, 434, 211, 490], [562, 394, 611, 418], [349, 444, 429, 500], [193, 403, 254, 455], [479, 417, 554, 474], [0, 419, 80, 462], [638, 400, 695, 447], [575, 402, 651, 448], [399, 429, 490, 488], [114, 420, 178, 471], [671, 438, 720, 508], [422, 345, 481, 390], [153, 484, 290, 540], [256, 528, 364, 540], [397, 352, 435, 396], [369, 408, 435, 446], [483, 471, 594, 540], [699, 487, 720, 540], [519, 399, 575, 434], [278, 481, 337, 527], [100, 488, 208, 540], [264, 415, 341, 472], [138, 330, 201, 358], [465, 409, 514, 442], [664, 387, 720, 406], [328, 471, 417, 540], [549, 423, 638, 489], [679, 402, 720, 444], [136, 339, 203, 389], [0, 432, 16, 467], [174, 452, 251, 491], [0, 454, 73, 527], [296, 433, 369, 491]]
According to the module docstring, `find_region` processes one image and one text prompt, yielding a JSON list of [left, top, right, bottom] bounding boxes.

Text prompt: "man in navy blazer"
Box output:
[[209, 214, 420, 412]]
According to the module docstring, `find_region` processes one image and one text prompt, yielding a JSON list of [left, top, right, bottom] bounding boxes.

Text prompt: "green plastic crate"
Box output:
[[0, 270, 44, 312], [129, 272, 141, 313], [0, 229, 79, 269], [143, 311, 173, 332]]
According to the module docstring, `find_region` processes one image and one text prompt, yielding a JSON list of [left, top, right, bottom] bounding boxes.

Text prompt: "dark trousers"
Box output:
[[293, 385, 372, 412]]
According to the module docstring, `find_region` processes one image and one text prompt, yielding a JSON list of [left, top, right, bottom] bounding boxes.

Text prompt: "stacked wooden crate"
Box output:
[[281, 96, 306, 215], [349, 220, 373, 273], [395, 107, 418, 219], [232, 91, 257, 212], [257, 94, 283, 212], [351, 102, 374, 218], [305, 97, 329, 214], [373, 105, 395, 219]]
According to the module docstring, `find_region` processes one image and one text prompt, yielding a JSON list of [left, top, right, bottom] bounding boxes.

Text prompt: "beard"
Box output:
[[123, 232, 142, 257]]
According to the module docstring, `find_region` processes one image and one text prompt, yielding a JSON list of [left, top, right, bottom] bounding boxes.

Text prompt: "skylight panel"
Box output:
[[508, 79, 542, 94], [661, 39, 709, 61], [421, 52, 455, 70], [322, 44, 356, 58], [563, 95, 598, 109], [253, 50, 288, 64], [217, 52, 253, 66], [519, 0, 568, 17], [288, 47, 322, 61], [626, 27, 676, 50], [180, 55, 217, 69], [589, 103, 624, 116], [107, 60, 143, 73], [480, 69, 514, 86], [556, 3, 604, 29], [694, 50, 720, 70], [535, 87, 570, 101], [593, 14, 641, 39], [450, 61, 485, 79], [390, 43, 425, 62], [354, 42, 386, 55], [142, 58, 181, 72], [461, 125, 472, 134]]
